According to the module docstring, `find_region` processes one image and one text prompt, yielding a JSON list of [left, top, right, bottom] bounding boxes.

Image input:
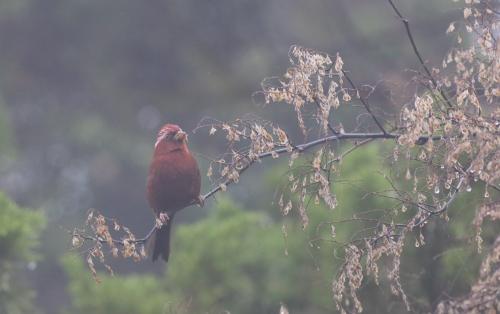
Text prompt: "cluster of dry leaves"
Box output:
[[72, 209, 147, 282]]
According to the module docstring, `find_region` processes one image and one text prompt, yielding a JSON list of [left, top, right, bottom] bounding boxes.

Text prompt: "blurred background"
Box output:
[[0, 0, 484, 313]]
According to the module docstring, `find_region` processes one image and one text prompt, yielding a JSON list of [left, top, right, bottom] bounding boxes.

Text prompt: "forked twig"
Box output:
[[342, 70, 388, 134]]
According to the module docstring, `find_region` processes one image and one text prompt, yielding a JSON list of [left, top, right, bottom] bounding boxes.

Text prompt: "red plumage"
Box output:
[[147, 123, 201, 262]]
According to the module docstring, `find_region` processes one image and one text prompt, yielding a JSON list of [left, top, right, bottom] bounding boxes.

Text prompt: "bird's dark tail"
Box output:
[[149, 213, 175, 262]]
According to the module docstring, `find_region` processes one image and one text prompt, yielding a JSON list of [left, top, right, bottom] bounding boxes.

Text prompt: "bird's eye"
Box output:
[[164, 131, 179, 140]]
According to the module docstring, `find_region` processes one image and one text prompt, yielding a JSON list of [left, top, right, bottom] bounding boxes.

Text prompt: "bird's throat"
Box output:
[[155, 141, 188, 155]]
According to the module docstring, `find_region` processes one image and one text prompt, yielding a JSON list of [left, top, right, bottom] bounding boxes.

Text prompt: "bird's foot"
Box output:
[[155, 212, 170, 228], [197, 195, 205, 208], [159, 212, 170, 223]]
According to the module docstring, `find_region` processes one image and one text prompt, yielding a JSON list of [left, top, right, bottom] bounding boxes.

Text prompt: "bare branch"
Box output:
[[75, 130, 443, 248], [387, 0, 454, 108], [342, 70, 388, 135]]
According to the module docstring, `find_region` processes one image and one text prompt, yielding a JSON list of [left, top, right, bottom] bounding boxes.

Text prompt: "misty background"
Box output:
[[0, 1, 465, 313]]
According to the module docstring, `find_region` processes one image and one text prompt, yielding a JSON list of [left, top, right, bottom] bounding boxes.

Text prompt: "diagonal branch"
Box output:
[[414, 165, 470, 228], [199, 132, 400, 204], [342, 70, 388, 134], [387, 0, 454, 109]]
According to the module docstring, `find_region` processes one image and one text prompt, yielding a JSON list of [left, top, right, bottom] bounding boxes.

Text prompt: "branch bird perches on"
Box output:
[[74, 131, 443, 247]]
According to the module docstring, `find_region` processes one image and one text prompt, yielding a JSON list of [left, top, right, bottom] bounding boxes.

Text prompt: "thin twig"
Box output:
[[413, 168, 469, 228], [327, 138, 374, 166], [342, 70, 388, 134], [387, 0, 454, 109]]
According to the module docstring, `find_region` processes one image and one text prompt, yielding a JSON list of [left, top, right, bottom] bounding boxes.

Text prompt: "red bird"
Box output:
[[147, 123, 201, 262]]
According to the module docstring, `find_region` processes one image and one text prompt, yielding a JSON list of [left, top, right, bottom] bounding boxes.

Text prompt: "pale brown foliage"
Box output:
[[436, 235, 500, 313], [71, 209, 147, 281]]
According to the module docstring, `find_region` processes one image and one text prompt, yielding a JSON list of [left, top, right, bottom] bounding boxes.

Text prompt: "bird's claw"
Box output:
[[197, 195, 205, 208], [156, 212, 170, 227]]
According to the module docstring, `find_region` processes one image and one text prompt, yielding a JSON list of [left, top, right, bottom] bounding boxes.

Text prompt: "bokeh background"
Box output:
[[1, 1, 484, 313]]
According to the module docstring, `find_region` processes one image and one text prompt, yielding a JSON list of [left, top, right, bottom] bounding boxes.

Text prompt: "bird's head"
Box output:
[[154, 123, 188, 151]]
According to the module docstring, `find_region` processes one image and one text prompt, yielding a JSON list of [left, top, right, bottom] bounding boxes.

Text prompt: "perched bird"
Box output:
[[147, 123, 201, 262]]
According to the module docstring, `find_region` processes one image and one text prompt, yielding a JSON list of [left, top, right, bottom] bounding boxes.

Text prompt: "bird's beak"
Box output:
[[173, 130, 187, 142]]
